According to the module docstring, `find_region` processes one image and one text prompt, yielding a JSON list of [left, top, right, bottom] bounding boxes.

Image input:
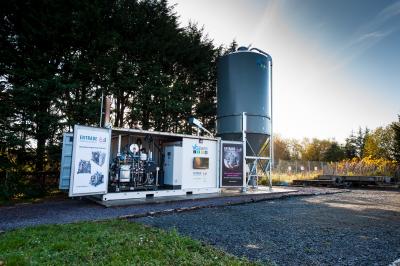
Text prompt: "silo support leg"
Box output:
[[263, 160, 272, 191]]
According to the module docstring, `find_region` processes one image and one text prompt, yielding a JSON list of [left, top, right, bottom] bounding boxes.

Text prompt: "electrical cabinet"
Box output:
[[163, 145, 182, 189]]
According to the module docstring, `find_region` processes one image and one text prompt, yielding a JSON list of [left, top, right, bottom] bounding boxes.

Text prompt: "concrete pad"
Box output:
[[91, 186, 297, 207]]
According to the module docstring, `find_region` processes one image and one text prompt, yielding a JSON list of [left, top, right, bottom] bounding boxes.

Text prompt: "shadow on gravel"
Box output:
[[136, 191, 400, 266]]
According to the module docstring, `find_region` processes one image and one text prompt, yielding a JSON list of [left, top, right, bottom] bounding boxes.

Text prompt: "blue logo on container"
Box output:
[[192, 144, 208, 154], [256, 59, 267, 69]]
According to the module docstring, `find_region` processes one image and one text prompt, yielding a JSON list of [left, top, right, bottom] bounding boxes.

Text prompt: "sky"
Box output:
[[169, 0, 400, 143]]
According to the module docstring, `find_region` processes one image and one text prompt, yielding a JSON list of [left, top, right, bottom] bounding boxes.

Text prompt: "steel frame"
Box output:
[[241, 61, 273, 191]]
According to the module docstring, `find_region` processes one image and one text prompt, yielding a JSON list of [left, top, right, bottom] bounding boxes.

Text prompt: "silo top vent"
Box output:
[[237, 46, 249, 51]]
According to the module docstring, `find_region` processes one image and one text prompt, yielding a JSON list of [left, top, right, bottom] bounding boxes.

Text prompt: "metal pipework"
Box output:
[[250, 47, 272, 60], [117, 134, 122, 155], [242, 112, 247, 192]]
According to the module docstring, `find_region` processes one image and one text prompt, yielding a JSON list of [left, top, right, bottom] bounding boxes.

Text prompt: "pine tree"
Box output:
[[323, 142, 345, 162], [345, 131, 357, 159], [392, 115, 400, 162], [355, 127, 369, 158], [223, 39, 238, 55]]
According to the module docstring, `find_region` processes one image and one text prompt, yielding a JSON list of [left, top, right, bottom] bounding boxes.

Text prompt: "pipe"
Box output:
[[104, 97, 111, 127], [242, 112, 247, 192], [249, 47, 272, 60], [118, 134, 122, 155], [269, 59, 273, 190], [99, 91, 104, 127]]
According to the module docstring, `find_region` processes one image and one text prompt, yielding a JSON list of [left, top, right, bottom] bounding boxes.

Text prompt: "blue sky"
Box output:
[[170, 0, 400, 142]]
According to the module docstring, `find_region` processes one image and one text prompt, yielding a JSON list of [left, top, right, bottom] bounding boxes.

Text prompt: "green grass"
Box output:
[[259, 173, 319, 186], [272, 173, 319, 184], [0, 219, 257, 266]]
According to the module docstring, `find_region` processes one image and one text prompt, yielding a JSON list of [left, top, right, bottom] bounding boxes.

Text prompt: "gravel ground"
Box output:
[[0, 187, 340, 231], [136, 189, 400, 266]]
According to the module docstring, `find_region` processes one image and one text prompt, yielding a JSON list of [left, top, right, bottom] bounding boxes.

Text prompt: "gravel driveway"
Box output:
[[136, 189, 400, 266], [0, 187, 339, 231]]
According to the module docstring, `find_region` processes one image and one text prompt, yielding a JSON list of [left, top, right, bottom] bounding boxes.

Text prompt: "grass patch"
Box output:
[[259, 173, 319, 186], [0, 219, 256, 266], [272, 173, 319, 184]]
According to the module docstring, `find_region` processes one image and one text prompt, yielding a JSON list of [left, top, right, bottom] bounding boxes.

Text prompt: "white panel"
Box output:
[[163, 145, 182, 186], [181, 138, 218, 189], [59, 133, 73, 190], [69, 125, 111, 197]]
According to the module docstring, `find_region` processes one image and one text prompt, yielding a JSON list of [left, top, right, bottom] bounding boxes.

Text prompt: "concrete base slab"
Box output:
[[100, 187, 221, 201], [90, 186, 297, 207]]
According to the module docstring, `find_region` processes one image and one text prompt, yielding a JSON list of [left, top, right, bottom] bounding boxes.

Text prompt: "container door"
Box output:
[[59, 133, 73, 190], [69, 125, 111, 197]]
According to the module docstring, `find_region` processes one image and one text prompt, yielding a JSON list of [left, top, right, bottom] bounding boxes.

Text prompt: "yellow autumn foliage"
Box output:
[[327, 156, 398, 176]]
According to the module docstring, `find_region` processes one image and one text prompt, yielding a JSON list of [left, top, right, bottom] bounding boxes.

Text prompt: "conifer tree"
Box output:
[[392, 115, 400, 162]]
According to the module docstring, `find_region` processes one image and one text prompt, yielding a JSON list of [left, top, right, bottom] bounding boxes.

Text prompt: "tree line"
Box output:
[[0, 0, 399, 200], [0, 0, 236, 198], [274, 118, 400, 162]]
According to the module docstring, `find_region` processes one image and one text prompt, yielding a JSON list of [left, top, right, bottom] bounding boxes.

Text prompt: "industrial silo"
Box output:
[[217, 46, 272, 157]]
